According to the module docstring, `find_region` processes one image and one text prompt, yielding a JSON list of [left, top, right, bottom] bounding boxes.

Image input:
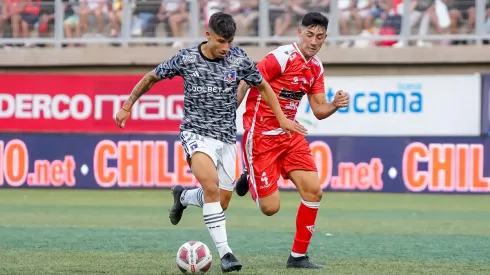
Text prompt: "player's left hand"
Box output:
[[279, 119, 308, 137], [115, 108, 131, 128], [333, 90, 349, 108]]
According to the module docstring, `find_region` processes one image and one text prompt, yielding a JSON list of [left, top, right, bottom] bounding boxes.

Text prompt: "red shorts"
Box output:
[[241, 130, 317, 200]]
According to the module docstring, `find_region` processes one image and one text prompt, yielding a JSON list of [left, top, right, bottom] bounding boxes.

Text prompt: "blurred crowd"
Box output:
[[0, 0, 489, 48]]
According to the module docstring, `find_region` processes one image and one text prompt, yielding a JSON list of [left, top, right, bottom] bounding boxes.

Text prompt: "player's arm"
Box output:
[[307, 91, 349, 120], [121, 71, 161, 112], [116, 51, 184, 128], [237, 80, 250, 107], [236, 52, 281, 108], [237, 51, 307, 136], [306, 72, 349, 120]]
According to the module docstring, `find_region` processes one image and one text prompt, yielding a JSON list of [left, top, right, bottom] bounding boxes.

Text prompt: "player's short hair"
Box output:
[[208, 12, 236, 40], [301, 12, 329, 31]]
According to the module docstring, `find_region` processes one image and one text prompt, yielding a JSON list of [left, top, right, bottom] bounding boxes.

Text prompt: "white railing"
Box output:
[[0, 0, 488, 47]]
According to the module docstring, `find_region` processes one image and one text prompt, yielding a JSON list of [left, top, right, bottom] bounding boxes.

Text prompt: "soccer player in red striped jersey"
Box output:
[[235, 12, 349, 269]]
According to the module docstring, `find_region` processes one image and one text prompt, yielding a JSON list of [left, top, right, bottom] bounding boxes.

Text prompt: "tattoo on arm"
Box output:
[[123, 72, 160, 109]]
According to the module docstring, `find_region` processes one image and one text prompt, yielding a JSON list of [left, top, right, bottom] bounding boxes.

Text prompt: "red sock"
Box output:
[[291, 199, 320, 255]]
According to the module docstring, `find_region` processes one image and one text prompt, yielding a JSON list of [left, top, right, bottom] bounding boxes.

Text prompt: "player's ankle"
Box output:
[[291, 252, 305, 258], [180, 190, 188, 206], [218, 244, 232, 258]]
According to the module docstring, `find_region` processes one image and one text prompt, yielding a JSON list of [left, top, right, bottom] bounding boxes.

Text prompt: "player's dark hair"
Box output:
[[301, 12, 329, 31], [208, 12, 236, 40]]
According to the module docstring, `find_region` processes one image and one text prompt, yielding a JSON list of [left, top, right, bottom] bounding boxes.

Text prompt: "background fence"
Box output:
[[0, 0, 489, 47]]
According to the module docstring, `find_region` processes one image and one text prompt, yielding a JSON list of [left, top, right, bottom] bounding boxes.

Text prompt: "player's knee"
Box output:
[[314, 188, 323, 202], [202, 184, 220, 202], [303, 186, 323, 202], [219, 190, 232, 211], [260, 205, 279, 216], [259, 201, 280, 216]]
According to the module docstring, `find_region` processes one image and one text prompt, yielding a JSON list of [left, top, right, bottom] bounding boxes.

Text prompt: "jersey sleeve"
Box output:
[[154, 50, 184, 80], [256, 53, 282, 82], [235, 50, 263, 87]]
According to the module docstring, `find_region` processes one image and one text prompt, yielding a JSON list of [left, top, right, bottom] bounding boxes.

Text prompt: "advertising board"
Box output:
[[1, 134, 489, 193], [1, 74, 482, 136], [0, 74, 184, 133], [237, 74, 482, 136]]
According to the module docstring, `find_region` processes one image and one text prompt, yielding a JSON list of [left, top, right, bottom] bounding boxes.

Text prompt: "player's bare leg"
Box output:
[[286, 170, 323, 269], [183, 152, 241, 273], [256, 190, 281, 216]]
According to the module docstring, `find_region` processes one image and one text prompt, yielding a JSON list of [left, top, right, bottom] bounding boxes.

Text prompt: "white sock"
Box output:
[[180, 188, 204, 208], [291, 252, 305, 258], [203, 201, 232, 258]]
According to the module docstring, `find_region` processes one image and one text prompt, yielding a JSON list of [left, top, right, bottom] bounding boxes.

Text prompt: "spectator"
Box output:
[[37, 0, 56, 39], [4, 0, 24, 43], [447, 0, 490, 44], [338, 0, 355, 36], [227, 0, 259, 36], [268, 0, 329, 40], [390, 0, 449, 47], [109, 0, 122, 37], [64, 0, 82, 45], [448, 0, 474, 42], [131, 0, 160, 38], [78, 0, 108, 36], [0, 0, 4, 38], [354, 0, 376, 31], [270, 0, 306, 38], [37, 0, 76, 41], [268, 0, 286, 37], [158, 0, 189, 49], [204, 0, 224, 25], [363, 0, 391, 30], [21, 0, 41, 46]]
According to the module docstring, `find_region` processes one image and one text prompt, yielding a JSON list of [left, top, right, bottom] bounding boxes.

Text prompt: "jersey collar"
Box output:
[[292, 42, 312, 63], [198, 42, 223, 62]]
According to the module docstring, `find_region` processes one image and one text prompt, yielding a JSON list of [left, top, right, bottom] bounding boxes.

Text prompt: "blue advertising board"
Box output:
[[1, 134, 489, 193]]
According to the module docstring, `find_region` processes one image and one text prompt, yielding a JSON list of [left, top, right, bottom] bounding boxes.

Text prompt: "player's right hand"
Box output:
[[279, 119, 308, 137], [115, 108, 131, 128]]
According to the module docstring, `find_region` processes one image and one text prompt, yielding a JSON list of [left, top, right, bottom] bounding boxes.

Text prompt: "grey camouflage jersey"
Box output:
[[154, 42, 263, 144]]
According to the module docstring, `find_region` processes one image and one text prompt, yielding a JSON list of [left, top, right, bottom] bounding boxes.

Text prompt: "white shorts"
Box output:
[[180, 131, 236, 191]]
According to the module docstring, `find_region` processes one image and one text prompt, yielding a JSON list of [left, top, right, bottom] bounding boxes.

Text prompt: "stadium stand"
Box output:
[[0, 0, 489, 49]]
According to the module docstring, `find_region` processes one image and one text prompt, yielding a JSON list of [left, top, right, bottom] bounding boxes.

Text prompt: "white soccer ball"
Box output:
[[176, 240, 213, 274]]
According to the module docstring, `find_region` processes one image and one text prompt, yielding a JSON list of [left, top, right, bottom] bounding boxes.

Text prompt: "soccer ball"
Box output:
[[176, 240, 213, 274]]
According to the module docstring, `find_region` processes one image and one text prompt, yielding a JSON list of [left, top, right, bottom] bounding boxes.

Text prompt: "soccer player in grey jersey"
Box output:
[[115, 12, 306, 273]]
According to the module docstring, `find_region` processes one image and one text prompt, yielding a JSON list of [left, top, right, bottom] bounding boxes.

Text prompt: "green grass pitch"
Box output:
[[0, 189, 489, 275]]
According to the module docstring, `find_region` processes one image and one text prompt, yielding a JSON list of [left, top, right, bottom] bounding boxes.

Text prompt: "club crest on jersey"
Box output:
[[224, 71, 237, 82]]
